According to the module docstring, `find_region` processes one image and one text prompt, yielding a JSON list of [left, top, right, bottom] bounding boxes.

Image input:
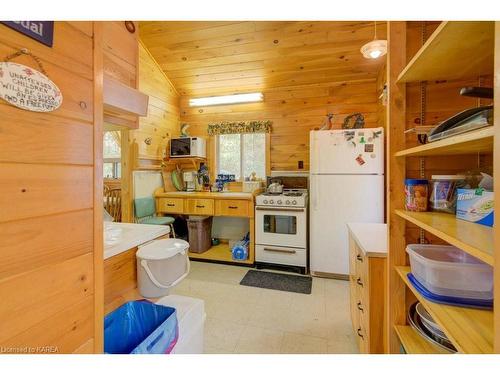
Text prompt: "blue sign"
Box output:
[[1, 21, 54, 47]]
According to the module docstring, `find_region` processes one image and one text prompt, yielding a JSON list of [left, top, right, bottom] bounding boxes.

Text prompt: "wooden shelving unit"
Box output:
[[395, 127, 494, 157], [386, 21, 499, 355], [394, 325, 449, 354], [395, 210, 494, 265], [397, 21, 494, 83]]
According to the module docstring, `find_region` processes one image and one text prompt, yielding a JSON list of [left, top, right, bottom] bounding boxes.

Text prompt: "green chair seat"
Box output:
[[140, 216, 175, 225]]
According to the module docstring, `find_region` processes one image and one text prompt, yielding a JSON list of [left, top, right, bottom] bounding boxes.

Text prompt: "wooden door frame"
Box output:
[[93, 21, 104, 353]]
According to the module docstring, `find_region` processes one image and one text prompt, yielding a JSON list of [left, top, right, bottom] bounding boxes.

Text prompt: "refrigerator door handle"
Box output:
[[312, 174, 319, 211]]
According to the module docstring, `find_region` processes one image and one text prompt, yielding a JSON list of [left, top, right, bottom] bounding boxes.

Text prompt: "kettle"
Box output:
[[267, 182, 284, 194]]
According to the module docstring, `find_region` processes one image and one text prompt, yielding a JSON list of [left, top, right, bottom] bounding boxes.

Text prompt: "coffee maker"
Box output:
[[183, 171, 197, 191]]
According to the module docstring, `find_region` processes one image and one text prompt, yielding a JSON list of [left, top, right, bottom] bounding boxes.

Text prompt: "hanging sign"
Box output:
[[0, 62, 63, 112], [1, 21, 54, 47]]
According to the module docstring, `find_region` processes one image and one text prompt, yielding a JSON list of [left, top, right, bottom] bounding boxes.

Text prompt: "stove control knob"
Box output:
[[277, 200, 282, 205], [292, 200, 297, 205], [269, 200, 274, 204], [286, 200, 290, 205], [263, 199, 268, 204]]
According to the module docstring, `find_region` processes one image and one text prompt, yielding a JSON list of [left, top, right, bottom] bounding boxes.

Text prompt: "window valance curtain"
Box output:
[[207, 120, 272, 136]]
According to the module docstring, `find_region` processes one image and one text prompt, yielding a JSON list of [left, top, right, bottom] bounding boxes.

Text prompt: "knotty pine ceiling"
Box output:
[[139, 21, 387, 97]]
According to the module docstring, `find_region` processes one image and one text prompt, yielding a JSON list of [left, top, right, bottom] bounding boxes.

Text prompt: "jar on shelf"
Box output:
[[405, 179, 429, 212]]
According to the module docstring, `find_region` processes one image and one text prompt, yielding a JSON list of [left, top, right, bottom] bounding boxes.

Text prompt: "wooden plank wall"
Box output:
[[0, 21, 101, 353], [118, 42, 181, 220], [180, 79, 381, 171], [134, 43, 181, 162], [403, 21, 493, 244]]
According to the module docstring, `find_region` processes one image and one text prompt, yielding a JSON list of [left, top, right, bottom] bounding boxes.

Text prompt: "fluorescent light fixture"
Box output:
[[189, 92, 263, 107]]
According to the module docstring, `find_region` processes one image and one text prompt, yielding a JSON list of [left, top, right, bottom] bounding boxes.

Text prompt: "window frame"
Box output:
[[215, 133, 269, 182]]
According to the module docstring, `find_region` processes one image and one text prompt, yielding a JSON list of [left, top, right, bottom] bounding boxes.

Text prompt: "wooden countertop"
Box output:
[[155, 189, 261, 201], [347, 222, 387, 258]]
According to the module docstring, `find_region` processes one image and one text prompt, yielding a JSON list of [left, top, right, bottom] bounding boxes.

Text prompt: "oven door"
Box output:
[[255, 206, 307, 248]]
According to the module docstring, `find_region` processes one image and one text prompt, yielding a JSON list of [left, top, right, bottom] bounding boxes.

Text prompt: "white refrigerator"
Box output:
[[309, 128, 385, 276]]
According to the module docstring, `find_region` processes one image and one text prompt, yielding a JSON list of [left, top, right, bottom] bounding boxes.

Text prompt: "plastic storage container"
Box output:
[[136, 239, 190, 298], [406, 244, 493, 300], [405, 179, 428, 212], [156, 295, 206, 354], [104, 300, 178, 354], [187, 216, 213, 253], [429, 175, 467, 214]]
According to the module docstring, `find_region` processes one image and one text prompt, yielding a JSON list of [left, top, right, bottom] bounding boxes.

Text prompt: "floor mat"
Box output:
[[240, 270, 312, 294]]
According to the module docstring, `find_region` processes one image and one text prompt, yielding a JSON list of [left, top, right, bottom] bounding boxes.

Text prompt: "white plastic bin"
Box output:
[[156, 295, 206, 354], [137, 239, 190, 298], [406, 244, 493, 300]]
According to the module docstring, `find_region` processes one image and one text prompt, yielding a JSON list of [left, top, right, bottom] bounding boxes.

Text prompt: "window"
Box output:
[[217, 133, 266, 181], [103, 131, 121, 179]]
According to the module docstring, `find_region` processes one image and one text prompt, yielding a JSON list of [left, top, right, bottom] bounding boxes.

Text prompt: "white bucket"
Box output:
[[136, 239, 190, 298]]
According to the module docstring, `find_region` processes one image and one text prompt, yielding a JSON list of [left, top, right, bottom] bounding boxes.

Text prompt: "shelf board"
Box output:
[[188, 243, 253, 265], [397, 21, 494, 83], [396, 266, 493, 354], [394, 325, 450, 354], [395, 127, 494, 157], [395, 210, 494, 265]]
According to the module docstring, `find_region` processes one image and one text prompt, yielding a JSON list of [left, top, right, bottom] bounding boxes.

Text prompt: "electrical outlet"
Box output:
[[298, 160, 304, 169]]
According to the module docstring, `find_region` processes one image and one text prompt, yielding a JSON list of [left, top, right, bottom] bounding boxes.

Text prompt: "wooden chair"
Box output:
[[104, 185, 122, 222]]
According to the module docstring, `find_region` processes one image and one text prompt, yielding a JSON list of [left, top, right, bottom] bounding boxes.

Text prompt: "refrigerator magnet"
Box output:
[[364, 144, 374, 152], [359, 136, 366, 144], [370, 154, 376, 159], [355, 154, 365, 165]]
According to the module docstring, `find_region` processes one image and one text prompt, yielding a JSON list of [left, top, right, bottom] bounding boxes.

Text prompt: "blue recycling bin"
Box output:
[[104, 300, 178, 354]]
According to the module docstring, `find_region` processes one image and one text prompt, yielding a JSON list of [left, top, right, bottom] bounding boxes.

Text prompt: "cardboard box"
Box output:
[[456, 189, 494, 227]]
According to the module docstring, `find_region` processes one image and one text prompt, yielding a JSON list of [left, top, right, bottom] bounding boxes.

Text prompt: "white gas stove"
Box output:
[[255, 177, 309, 274], [255, 189, 308, 208]]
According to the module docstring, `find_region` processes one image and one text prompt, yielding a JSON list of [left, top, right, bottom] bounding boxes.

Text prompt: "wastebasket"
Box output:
[[136, 238, 190, 298], [104, 300, 179, 354], [187, 216, 213, 253]]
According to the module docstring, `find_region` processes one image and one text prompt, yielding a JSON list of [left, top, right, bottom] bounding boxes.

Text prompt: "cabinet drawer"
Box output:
[[185, 199, 214, 215], [255, 245, 306, 267], [215, 199, 249, 217], [157, 198, 184, 214]]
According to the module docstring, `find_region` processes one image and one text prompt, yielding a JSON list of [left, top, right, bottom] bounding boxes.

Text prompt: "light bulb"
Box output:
[[369, 50, 382, 59]]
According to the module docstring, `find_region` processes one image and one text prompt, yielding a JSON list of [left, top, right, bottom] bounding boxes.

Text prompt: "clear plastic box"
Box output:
[[406, 244, 493, 300]]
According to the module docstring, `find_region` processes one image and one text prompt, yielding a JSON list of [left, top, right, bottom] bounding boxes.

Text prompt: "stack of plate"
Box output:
[[408, 302, 457, 353], [415, 303, 446, 338]]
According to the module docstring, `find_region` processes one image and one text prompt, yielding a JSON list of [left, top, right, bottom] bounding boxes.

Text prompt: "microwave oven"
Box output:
[[169, 137, 206, 158]]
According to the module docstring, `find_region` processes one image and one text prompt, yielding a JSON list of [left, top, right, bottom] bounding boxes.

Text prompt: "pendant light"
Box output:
[[360, 21, 387, 59]]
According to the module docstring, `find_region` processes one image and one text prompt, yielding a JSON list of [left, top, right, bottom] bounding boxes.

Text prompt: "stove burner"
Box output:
[[263, 192, 283, 196], [284, 192, 303, 197]]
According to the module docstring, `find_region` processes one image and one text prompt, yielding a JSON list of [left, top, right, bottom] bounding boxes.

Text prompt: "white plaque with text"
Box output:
[[0, 62, 62, 112]]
